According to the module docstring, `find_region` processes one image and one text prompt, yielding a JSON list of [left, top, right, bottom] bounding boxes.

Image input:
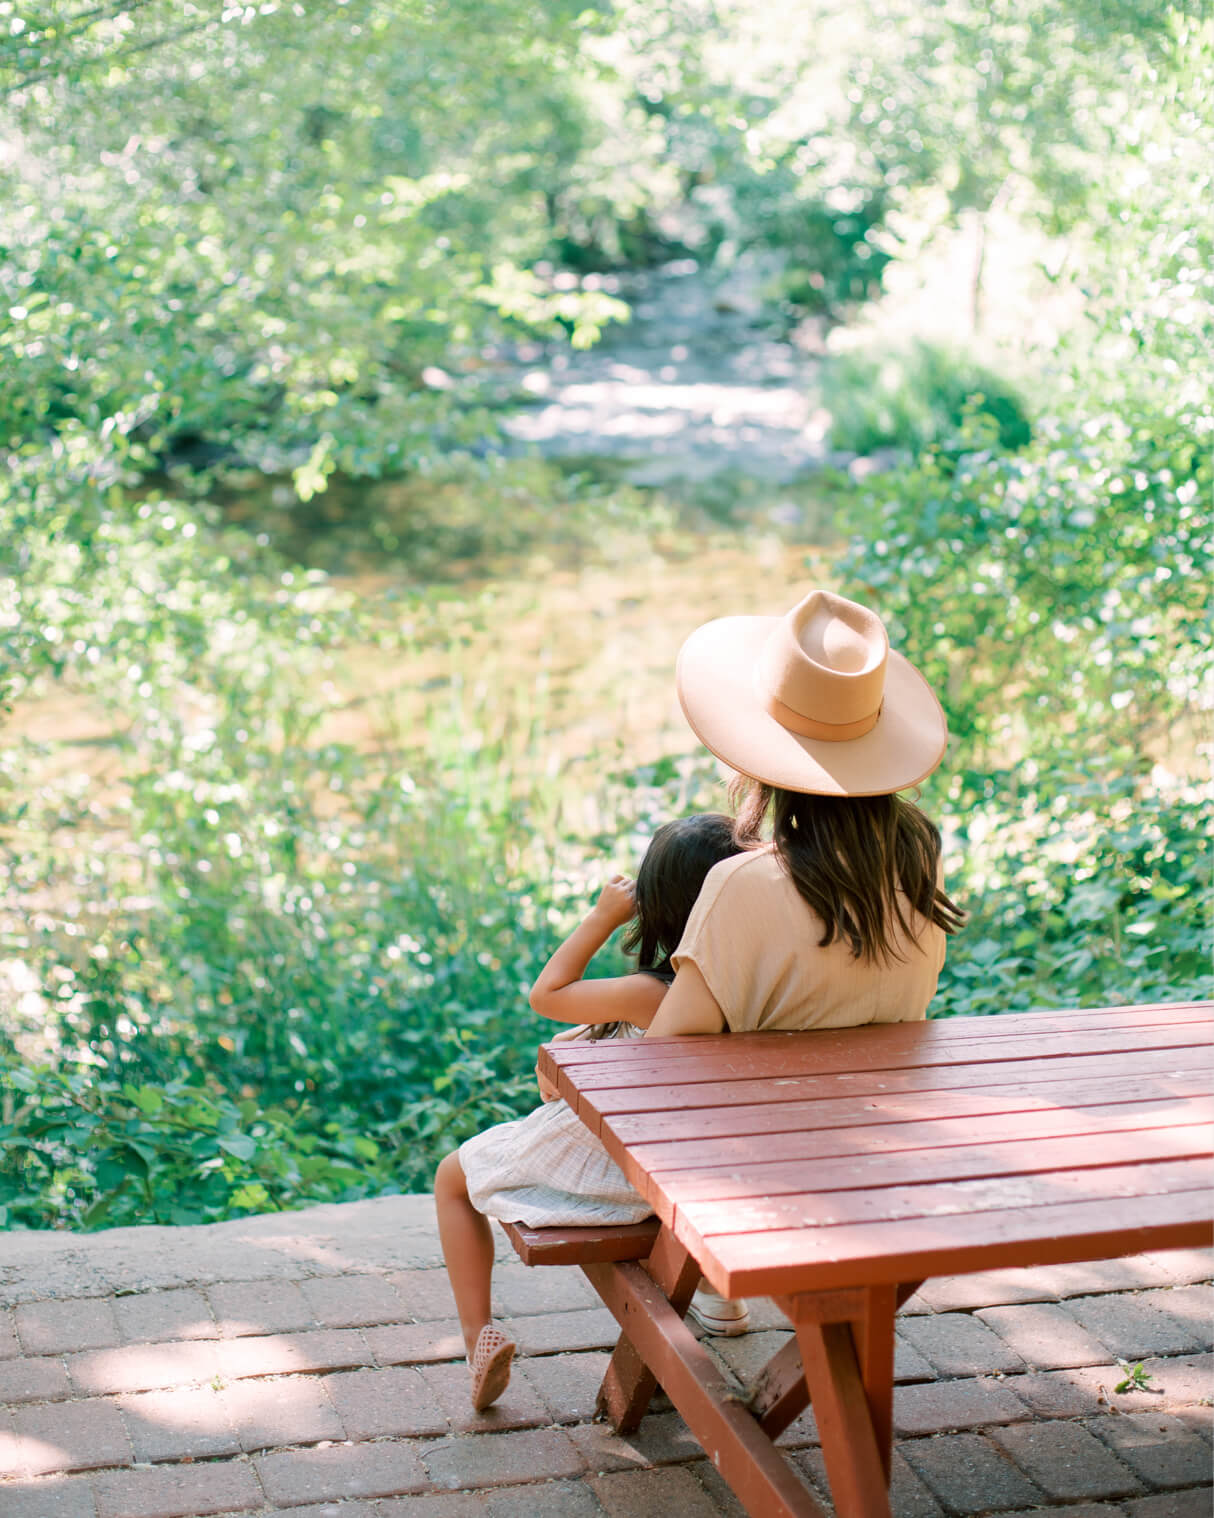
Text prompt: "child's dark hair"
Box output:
[[621, 813, 742, 973]]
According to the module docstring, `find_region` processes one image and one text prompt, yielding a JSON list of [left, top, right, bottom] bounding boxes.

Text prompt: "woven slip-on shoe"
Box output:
[[469, 1322, 516, 1409]]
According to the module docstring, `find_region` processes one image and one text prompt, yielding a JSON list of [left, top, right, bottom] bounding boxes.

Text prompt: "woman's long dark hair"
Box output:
[[621, 813, 742, 972], [732, 779, 966, 964]]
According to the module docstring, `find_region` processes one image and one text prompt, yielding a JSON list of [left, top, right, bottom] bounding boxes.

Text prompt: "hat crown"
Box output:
[[801, 599, 883, 676], [755, 590, 888, 736]]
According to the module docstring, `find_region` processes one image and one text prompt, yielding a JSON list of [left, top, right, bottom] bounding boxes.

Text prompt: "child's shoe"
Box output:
[[687, 1288, 750, 1336], [469, 1323, 516, 1410]]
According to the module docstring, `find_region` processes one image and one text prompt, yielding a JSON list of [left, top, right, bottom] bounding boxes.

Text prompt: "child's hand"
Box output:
[[536, 1059, 563, 1102], [538, 1027, 585, 1101], [591, 874, 636, 931]]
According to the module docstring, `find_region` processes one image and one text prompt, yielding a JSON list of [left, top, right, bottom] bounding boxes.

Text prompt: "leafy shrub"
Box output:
[[0, 426, 717, 1229], [834, 346, 1211, 1014], [752, 184, 893, 320], [837, 406, 1210, 771], [820, 341, 1033, 458], [1, 722, 587, 1230], [0, 438, 556, 1227], [0, 1043, 540, 1230], [831, 23, 1214, 1012], [933, 767, 1212, 1018]]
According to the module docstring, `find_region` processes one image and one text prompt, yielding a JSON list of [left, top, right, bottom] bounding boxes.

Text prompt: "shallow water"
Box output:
[[493, 260, 829, 485]]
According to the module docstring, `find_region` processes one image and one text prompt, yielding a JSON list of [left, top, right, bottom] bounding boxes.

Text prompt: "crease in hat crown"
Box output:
[[753, 590, 889, 742]]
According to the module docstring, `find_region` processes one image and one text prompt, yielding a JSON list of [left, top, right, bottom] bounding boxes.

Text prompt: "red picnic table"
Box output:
[[525, 1000, 1214, 1518]]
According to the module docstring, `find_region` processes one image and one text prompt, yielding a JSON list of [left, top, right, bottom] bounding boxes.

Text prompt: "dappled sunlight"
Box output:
[[8, 1435, 82, 1480], [500, 264, 821, 485], [0, 1200, 1207, 1502], [73, 1338, 220, 1392], [0, 1429, 34, 1478]]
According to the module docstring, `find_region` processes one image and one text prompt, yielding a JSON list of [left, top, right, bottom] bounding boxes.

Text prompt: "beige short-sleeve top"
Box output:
[[671, 846, 946, 1032]]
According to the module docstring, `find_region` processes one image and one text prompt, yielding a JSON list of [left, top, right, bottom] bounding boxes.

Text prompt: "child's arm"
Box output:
[[529, 875, 667, 1029]]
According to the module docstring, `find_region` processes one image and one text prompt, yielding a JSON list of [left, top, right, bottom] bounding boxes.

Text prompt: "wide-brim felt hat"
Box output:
[[676, 588, 947, 797]]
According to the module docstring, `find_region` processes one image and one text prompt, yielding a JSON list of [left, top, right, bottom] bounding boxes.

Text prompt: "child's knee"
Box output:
[[435, 1148, 467, 1201]]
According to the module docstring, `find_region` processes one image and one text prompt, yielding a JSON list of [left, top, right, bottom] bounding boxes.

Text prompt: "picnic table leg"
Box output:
[[592, 1224, 701, 1432], [758, 1283, 915, 1450], [853, 1283, 898, 1478], [750, 1335, 811, 1439], [789, 1284, 899, 1518], [586, 1256, 831, 1517]]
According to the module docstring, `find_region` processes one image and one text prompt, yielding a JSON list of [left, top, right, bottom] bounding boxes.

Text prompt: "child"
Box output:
[[433, 813, 743, 1411]]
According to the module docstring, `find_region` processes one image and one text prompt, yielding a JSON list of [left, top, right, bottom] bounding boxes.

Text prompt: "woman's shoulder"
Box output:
[[695, 846, 785, 912], [711, 844, 782, 882]]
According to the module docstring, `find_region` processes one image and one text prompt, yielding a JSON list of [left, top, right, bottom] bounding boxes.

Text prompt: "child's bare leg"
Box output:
[[434, 1150, 496, 1357]]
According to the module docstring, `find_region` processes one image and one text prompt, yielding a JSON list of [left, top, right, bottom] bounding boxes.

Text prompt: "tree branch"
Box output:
[[17, 0, 162, 38], [1, 7, 223, 97]]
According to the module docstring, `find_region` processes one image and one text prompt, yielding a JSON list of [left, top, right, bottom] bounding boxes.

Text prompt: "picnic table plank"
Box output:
[[545, 1002, 1209, 1071], [640, 1092, 1207, 1171], [599, 1072, 1210, 1155], [683, 1188, 1212, 1296], [553, 1025, 1208, 1097], [578, 1050, 1213, 1117], [548, 1001, 1208, 1062], [628, 1100, 1210, 1215], [651, 1114, 1214, 1205], [579, 1068, 1214, 1141], [674, 1154, 1210, 1239], [501, 1217, 660, 1265], [639, 1090, 1209, 1162]]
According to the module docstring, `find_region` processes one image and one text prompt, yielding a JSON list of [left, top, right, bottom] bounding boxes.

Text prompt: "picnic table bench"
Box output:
[[507, 1000, 1214, 1518]]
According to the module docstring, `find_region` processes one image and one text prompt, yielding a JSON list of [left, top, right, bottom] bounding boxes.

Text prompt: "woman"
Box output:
[[649, 585, 965, 1043], [440, 585, 965, 1407], [647, 587, 965, 1332]]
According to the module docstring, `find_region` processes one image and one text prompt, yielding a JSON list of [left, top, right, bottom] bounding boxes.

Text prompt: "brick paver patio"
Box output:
[[0, 1197, 1209, 1517]]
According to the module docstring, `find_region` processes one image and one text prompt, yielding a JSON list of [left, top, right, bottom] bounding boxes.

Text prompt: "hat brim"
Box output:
[[676, 615, 947, 797]]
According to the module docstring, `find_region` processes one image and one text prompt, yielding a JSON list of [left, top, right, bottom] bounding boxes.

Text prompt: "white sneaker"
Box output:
[[687, 1288, 751, 1336]]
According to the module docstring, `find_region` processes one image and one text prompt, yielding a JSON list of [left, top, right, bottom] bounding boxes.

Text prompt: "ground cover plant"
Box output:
[[1, 1, 1209, 1229], [818, 340, 1032, 459]]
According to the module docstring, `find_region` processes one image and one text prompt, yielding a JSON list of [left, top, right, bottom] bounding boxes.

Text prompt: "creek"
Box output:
[[489, 258, 830, 487]]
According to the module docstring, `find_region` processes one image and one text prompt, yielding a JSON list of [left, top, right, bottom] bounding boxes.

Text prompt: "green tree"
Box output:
[[837, 8, 1213, 1015], [0, 0, 624, 491], [846, 0, 1194, 329]]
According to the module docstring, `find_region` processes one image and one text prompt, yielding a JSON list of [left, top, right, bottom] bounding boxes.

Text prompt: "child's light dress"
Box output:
[[459, 1022, 654, 1227], [460, 847, 947, 1228]]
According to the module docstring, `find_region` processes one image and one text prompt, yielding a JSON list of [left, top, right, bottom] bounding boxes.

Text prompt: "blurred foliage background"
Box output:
[[1, 0, 1210, 1229]]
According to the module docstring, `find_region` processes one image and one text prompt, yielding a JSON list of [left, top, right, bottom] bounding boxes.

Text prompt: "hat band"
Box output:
[[765, 692, 882, 742]]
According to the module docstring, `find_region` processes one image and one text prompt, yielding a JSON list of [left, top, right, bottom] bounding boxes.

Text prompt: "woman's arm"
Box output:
[[644, 960, 725, 1037], [529, 876, 667, 1028]]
